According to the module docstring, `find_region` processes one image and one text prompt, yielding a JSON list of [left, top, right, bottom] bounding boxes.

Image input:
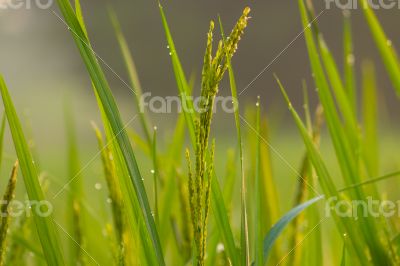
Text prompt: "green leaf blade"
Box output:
[[0, 76, 65, 266], [261, 196, 324, 264], [55, 1, 165, 264], [360, 0, 400, 96]]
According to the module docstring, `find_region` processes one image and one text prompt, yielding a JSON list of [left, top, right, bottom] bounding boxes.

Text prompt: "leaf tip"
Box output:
[[274, 74, 291, 106]]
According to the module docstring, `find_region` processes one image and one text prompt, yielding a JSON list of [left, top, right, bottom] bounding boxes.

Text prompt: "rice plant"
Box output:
[[0, 0, 399, 265], [185, 9, 250, 265]]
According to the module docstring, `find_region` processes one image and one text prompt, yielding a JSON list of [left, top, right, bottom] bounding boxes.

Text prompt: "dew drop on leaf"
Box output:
[[94, 183, 102, 190]]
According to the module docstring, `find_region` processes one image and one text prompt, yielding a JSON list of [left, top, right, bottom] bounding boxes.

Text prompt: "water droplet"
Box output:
[[141, 177, 145, 181], [151, 169, 155, 174], [153, 126, 158, 131], [387, 40, 392, 46], [167, 45, 170, 49], [343, 233, 347, 237], [307, 23, 311, 28], [107, 198, 112, 204], [169, 52, 173, 56], [256, 102, 259, 107], [216, 243, 225, 253], [95, 183, 102, 190], [347, 54, 355, 65], [151, 211, 155, 217]]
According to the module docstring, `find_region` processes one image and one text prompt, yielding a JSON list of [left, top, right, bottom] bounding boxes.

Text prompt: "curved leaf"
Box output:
[[261, 195, 324, 264], [0, 76, 65, 265]]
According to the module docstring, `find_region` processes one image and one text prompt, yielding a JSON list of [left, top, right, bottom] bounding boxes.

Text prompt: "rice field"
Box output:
[[0, 0, 400, 265]]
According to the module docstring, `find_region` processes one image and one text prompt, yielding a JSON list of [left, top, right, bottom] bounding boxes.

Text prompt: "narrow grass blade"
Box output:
[[210, 178, 239, 265], [222, 149, 237, 205], [226, 38, 249, 266], [243, 105, 282, 264], [254, 97, 262, 266], [92, 123, 125, 263], [338, 171, 400, 193], [109, 9, 152, 144], [10, 233, 45, 260], [94, 91, 152, 265], [260, 195, 324, 264], [0, 161, 18, 265], [159, 115, 186, 244], [127, 128, 151, 156], [7, 212, 33, 264], [0, 76, 65, 265], [289, 105, 323, 266], [65, 103, 85, 266], [74, 0, 87, 37], [55, 1, 164, 264], [299, 0, 359, 186], [360, 0, 400, 96], [302, 82, 312, 132], [158, 3, 195, 141], [361, 61, 378, 177], [208, 149, 238, 265], [340, 245, 346, 266], [343, 12, 356, 112], [0, 114, 5, 171], [152, 127, 160, 227], [318, 36, 359, 147], [175, 171, 192, 262]]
